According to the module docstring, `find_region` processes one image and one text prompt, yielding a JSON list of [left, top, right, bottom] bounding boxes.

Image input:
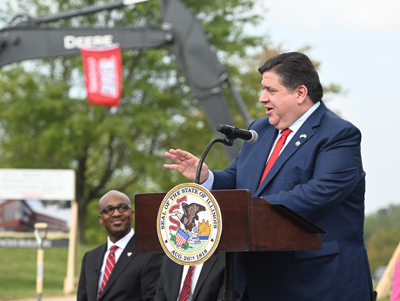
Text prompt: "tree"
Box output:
[[367, 228, 400, 276], [363, 205, 400, 276], [0, 0, 266, 243], [365, 205, 400, 241]]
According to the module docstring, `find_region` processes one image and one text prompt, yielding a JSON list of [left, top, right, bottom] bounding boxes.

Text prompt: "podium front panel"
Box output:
[[134, 190, 251, 253], [135, 192, 165, 252], [134, 190, 321, 253]]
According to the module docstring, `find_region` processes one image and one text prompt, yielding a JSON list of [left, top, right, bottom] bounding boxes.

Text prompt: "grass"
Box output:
[[0, 245, 94, 300], [0, 246, 393, 300]]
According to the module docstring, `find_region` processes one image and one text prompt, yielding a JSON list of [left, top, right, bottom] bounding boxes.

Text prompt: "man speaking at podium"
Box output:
[[164, 52, 374, 300]]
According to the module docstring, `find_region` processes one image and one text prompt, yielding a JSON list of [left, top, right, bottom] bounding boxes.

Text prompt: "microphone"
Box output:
[[216, 124, 258, 144]]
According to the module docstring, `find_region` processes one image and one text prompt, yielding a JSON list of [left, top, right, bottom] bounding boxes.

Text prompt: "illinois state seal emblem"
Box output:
[[157, 183, 222, 265]]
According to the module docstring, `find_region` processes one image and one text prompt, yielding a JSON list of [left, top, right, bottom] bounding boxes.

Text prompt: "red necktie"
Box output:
[[98, 245, 119, 298], [258, 128, 292, 187], [179, 266, 194, 301]]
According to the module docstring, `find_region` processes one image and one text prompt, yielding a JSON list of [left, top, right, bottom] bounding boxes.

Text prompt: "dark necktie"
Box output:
[[98, 245, 119, 298], [178, 266, 194, 301], [259, 128, 292, 187]]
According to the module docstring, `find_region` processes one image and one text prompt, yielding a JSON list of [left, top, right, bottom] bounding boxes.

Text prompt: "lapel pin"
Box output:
[[295, 141, 301, 146], [300, 134, 307, 139], [127, 252, 132, 257]]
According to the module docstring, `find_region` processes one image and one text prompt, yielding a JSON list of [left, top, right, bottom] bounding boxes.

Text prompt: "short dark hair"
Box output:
[[258, 52, 323, 103]]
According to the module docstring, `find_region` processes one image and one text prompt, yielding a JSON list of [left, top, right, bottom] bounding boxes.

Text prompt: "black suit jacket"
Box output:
[[155, 252, 225, 301], [77, 235, 164, 301]]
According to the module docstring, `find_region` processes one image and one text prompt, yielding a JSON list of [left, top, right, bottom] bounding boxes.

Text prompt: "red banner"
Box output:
[[80, 44, 122, 107]]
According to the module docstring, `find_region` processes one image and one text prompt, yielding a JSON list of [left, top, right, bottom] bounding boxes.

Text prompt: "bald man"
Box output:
[[77, 190, 164, 301]]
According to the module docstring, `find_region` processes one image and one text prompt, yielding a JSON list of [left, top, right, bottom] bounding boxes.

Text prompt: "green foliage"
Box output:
[[367, 228, 400, 277], [84, 198, 105, 245], [364, 205, 400, 278], [181, 241, 191, 250], [365, 205, 400, 241]]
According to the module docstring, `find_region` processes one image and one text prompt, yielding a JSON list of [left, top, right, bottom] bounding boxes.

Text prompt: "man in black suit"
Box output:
[[77, 190, 163, 301], [155, 252, 225, 301]]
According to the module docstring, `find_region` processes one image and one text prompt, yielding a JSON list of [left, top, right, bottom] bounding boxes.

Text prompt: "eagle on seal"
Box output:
[[180, 202, 206, 232]]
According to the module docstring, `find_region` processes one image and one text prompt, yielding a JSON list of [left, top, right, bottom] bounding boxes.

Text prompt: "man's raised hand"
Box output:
[[164, 149, 210, 183]]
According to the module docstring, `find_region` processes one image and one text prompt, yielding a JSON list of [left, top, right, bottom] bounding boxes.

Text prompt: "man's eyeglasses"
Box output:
[[100, 204, 132, 215]]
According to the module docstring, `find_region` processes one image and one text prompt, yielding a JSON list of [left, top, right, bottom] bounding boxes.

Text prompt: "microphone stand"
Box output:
[[195, 136, 240, 301], [195, 137, 233, 185]]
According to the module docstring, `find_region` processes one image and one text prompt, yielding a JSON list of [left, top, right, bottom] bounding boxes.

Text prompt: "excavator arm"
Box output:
[[0, 0, 252, 159]]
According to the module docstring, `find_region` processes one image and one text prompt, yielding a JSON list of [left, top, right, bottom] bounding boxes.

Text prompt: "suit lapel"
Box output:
[[255, 102, 327, 195], [171, 263, 184, 301], [100, 236, 137, 298], [92, 244, 107, 299], [191, 255, 218, 300]]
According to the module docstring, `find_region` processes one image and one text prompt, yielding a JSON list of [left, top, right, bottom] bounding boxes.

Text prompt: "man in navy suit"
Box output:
[[164, 52, 374, 300], [77, 190, 163, 301]]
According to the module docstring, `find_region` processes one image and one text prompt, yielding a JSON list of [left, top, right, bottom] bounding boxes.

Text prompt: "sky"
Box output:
[[252, 0, 400, 215]]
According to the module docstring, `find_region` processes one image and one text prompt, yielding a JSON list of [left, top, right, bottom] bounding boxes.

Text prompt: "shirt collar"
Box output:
[[285, 101, 320, 135], [107, 228, 134, 250]]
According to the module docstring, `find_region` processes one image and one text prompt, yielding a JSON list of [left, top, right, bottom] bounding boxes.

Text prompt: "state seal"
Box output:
[[157, 183, 222, 265]]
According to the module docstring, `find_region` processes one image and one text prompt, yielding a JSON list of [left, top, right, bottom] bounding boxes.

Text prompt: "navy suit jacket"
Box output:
[[77, 235, 163, 301], [155, 252, 225, 301], [213, 101, 374, 300]]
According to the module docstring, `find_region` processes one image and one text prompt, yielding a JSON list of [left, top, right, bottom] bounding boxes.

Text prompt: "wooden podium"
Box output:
[[135, 189, 324, 300], [135, 189, 323, 252]]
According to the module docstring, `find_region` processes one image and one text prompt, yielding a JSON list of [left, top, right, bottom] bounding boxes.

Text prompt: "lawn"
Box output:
[[0, 245, 94, 300], [0, 246, 393, 300]]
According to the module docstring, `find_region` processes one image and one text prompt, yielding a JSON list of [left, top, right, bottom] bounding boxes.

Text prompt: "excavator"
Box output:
[[0, 0, 254, 159]]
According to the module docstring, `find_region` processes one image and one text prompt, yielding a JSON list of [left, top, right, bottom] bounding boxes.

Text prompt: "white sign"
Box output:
[[0, 169, 75, 200]]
